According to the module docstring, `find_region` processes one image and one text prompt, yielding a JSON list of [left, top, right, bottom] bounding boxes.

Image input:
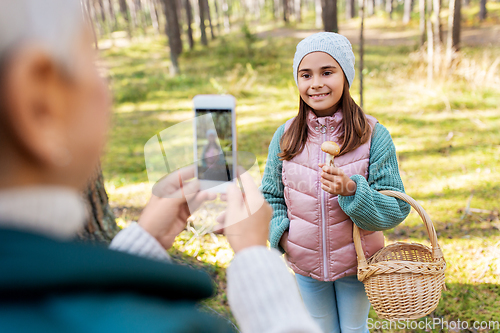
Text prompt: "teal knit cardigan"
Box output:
[[260, 122, 411, 253]]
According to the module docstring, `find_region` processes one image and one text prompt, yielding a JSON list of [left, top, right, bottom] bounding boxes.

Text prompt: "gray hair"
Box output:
[[0, 0, 85, 71]]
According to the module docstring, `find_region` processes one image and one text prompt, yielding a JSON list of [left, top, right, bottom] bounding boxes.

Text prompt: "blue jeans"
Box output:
[[295, 273, 370, 333]]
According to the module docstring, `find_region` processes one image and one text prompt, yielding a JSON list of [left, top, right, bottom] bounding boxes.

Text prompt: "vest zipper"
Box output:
[[320, 128, 328, 280]]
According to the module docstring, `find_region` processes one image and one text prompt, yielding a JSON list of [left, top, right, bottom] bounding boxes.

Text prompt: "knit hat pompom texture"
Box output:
[[293, 32, 355, 88]]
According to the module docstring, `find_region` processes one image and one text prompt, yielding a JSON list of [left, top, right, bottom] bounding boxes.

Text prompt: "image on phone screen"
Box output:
[[195, 109, 234, 182]]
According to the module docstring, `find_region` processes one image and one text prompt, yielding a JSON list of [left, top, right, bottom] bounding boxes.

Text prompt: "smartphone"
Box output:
[[193, 94, 237, 192]]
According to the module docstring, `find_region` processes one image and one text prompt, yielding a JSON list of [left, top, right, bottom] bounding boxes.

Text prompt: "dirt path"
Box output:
[[256, 25, 500, 47]]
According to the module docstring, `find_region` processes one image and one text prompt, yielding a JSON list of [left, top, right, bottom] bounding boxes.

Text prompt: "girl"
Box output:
[[261, 32, 411, 333]]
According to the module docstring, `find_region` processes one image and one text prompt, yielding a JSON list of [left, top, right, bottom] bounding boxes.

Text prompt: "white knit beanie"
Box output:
[[293, 32, 355, 88]]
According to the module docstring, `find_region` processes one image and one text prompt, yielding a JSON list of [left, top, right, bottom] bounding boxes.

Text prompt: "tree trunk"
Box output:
[[433, 0, 443, 46], [315, 0, 323, 27], [162, 0, 183, 75], [479, 0, 487, 20], [214, 0, 221, 35], [77, 167, 119, 244], [446, 0, 460, 65], [367, 0, 374, 16], [359, 0, 365, 108], [283, 0, 289, 22], [346, 0, 354, 19], [126, 0, 138, 33], [222, 0, 230, 32], [97, 0, 107, 22], [90, 0, 104, 36], [419, 0, 425, 46], [385, 0, 393, 19], [452, 0, 461, 50], [108, 0, 117, 29], [275, 0, 281, 19], [403, 0, 412, 24], [204, 0, 216, 39], [426, 0, 434, 82], [184, 0, 195, 48], [198, 0, 208, 45], [322, 0, 338, 32], [148, 0, 160, 34], [119, 0, 132, 36], [295, 0, 302, 22]]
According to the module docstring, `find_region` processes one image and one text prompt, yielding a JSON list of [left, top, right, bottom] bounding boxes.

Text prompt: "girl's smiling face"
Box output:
[[297, 52, 345, 117]]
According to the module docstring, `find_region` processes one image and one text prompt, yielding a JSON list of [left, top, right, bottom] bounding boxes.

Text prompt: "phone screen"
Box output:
[[195, 109, 234, 182]]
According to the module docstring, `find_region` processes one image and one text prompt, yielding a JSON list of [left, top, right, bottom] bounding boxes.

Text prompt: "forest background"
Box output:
[[80, 0, 500, 331]]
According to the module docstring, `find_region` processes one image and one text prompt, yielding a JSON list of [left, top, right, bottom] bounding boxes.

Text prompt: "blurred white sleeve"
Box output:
[[109, 222, 171, 262], [227, 246, 322, 333]]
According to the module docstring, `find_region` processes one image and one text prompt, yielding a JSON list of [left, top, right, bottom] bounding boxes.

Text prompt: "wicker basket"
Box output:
[[353, 190, 446, 321]]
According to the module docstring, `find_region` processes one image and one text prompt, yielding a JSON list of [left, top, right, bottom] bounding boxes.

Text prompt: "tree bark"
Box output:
[[433, 0, 443, 45], [403, 0, 412, 24], [148, 0, 160, 34], [322, 0, 338, 32], [426, 0, 434, 82], [479, 0, 487, 20], [162, 0, 183, 75], [283, 0, 289, 22], [385, 0, 393, 19], [446, 0, 460, 65], [90, 0, 104, 36], [214, 0, 221, 35], [204, 0, 215, 39], [419, 0, 425, 46], [452, 0, 460, 50], [346, 0, 356, 19], [315, 0, 323, 27], [198, 0, 208, 45], [222, 0, 230, 32], [97, 0, 107, 22], [107, 0, 117, 28], [367, 0, 374, 16], [126, 0, 138, 33], [359, 0, 365, 108], [77, 167, 119, 244], [184, 0, 195, 48], [295, 0, 302, 22]]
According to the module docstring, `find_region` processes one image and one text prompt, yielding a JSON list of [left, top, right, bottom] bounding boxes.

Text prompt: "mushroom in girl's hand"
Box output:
[[321, 141, 340, 166]]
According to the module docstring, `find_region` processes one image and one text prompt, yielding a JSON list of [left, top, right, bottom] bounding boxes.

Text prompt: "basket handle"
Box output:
[[353, 190, 444, 269]]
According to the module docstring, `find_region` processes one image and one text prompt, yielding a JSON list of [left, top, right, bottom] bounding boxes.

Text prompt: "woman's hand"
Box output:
[[138, 166, 216, 250], [318, 163, 357, 196]]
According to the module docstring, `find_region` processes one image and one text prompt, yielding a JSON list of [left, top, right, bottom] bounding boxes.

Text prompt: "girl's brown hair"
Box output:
[[278, 78, 371, 161]]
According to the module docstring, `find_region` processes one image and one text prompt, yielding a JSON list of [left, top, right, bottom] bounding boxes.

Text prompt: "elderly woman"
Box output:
[[0, 1, 321, 332]]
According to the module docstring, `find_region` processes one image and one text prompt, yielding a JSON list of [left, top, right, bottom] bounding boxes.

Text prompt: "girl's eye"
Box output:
[[323, 71, 332, 76], [302, 73, 311, 79]]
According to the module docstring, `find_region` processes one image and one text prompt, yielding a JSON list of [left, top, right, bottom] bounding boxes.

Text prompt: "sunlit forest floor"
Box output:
[[101, 7, 500, 332]]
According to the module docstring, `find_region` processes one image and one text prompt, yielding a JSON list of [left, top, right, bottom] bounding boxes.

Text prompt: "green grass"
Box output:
[[101, 21, 500, 331]]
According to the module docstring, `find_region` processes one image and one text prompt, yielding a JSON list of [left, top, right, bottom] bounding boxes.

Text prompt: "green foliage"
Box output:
[[102, 25, 500, 330]]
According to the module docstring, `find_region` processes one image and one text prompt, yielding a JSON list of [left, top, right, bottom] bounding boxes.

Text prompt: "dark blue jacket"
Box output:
[[0, 227, 234, 332]]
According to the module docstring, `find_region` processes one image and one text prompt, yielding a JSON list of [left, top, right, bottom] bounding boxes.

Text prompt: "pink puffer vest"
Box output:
[[283, 109, 384, 282]]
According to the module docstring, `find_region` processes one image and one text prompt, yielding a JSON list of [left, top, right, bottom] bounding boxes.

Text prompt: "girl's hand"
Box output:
[[318, 163, 357, 196]]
